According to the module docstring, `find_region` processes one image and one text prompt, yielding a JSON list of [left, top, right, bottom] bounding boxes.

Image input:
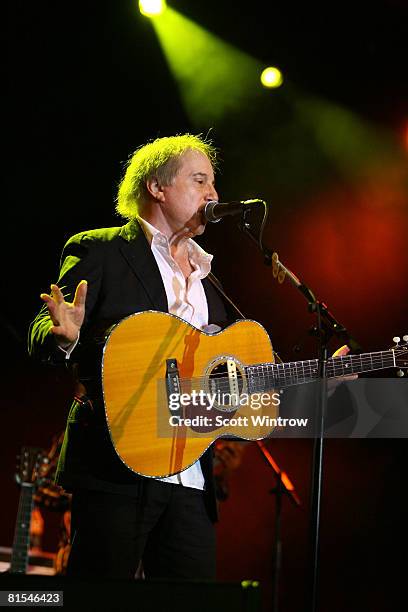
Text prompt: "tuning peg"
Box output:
[[403, 335, 408, 342], [393, 337, 400, 345]]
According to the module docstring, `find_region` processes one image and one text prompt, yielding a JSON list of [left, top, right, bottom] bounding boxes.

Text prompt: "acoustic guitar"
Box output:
[[102, 311, 408, 478]]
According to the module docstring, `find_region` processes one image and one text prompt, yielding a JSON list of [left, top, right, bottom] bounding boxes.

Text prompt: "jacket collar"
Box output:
[[118, 220, 224, 324], [118, 220, 168, 312]]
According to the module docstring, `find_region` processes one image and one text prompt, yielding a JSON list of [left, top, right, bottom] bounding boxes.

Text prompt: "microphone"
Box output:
[[203, 199, 266, 223]]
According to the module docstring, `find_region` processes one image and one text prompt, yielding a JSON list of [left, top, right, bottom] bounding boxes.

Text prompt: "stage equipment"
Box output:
[[204, 199, 266, 222], [9, 448, 47, 574], [256, 440, 300, 612], [235, 200, 369, 611], [139, 0, 167, 18], [260, 67, 283, 88]]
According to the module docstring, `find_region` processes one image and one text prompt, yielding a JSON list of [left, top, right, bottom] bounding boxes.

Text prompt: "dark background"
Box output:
[[4, 1, 408, 610]]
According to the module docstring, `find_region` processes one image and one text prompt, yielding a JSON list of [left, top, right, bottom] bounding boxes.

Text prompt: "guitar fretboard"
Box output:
[[246, 350, 396, 393], [10, 484, 34, 574]]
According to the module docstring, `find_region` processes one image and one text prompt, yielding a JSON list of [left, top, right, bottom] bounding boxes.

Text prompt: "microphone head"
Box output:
[[203, 201, 222, 223], [203, 198, 266, 223]]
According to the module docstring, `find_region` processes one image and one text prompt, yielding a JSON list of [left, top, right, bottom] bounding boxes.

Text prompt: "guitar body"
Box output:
[[102, 311, 277, 478]]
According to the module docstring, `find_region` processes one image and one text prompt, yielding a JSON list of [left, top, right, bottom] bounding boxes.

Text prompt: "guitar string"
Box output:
[[158, 350, 402, 405], [165, 351, 394, 394], [175, 360, 395, 385], [173, 352, 396, 386]]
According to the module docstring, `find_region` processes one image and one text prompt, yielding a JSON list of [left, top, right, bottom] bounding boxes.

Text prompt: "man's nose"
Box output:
[[207, 185, 218, 202]]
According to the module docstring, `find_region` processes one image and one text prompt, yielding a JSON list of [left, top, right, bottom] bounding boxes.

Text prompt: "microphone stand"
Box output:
[[256, 440, 301, 612], [238, 208, 361, 612]]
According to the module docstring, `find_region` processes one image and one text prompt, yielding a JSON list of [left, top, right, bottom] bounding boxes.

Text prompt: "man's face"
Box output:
[[161, 150, 218, 237]]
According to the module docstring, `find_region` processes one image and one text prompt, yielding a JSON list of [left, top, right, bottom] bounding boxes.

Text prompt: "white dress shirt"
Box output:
[[138, 216, 214, 490]]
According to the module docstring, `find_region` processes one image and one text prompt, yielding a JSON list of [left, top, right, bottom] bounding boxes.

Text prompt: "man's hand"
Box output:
[[327, 344, 358, 397], [40, 280, 88, 348]]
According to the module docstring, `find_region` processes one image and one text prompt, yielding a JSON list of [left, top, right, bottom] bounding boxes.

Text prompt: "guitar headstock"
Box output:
[[392, 335, 408, 377], [15, 447, 48, 487]]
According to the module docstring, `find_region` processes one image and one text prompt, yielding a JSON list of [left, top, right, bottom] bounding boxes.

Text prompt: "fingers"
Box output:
[[40, 292, 60, 325], [331, 346, 358, 381], [40, 284, 65, 325], [50, 284, 65, 304], [332, 344, 350, 358], [40, 284, 64, 310], [39, 281, 85, 345], [73, 280, 88, 308], [328, 342, 359, 397], [40, 280, 87, 310], [40, 281, 87, 329], [40, 292, 52, 306]]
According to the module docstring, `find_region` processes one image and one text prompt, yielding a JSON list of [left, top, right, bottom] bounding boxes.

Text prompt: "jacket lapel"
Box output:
[[119, 221, 168, 312], [202, 277, 228, 326]]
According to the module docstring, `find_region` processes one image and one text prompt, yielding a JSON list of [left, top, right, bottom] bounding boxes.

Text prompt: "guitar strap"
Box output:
[[207, 272, 283, 364], [207, 272, 246, 319]]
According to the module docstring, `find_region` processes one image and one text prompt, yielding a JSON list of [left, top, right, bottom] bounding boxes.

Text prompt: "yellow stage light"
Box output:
[[151, 8, 261, 126], [139, 0, 167, 18], [260, 66, 283, 88]]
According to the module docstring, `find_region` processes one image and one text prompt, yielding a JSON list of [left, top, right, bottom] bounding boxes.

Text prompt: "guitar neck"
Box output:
[[246, 350, 396, 393], [9, 484, 34, 574]]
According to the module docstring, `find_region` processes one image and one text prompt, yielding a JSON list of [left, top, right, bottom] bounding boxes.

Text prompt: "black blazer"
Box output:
[[29, 220, 235, 521]]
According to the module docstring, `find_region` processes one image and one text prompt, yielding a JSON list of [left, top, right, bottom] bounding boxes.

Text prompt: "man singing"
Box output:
[[29, 134, 234, 580]]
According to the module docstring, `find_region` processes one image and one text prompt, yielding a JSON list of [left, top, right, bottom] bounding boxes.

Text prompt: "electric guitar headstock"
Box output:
[[392, 335, 408, 377]]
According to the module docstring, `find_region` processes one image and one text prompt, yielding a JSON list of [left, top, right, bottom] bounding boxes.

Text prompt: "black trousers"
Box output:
[[66, 480, 216, 580]]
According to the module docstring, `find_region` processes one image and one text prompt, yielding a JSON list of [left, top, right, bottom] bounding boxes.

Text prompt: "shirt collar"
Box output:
[[137, 216, 213, 278]]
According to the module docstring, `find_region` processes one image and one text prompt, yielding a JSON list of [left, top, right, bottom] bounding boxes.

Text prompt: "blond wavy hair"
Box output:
[[116, 134, 217, 220]]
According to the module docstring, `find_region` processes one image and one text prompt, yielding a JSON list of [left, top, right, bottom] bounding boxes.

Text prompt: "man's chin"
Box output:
[[193, 223, 206, 237], [185, 219, 206, 238]]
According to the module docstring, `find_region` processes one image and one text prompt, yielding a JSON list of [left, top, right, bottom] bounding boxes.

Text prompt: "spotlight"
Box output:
[[139, 0, 167, 17], [260, 66, 283, 89]]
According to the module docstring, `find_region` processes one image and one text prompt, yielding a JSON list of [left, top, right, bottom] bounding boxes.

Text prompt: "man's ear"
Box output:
[[145, 176, 165, 202]]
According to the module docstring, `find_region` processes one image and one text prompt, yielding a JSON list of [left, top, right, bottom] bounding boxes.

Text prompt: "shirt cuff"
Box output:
[[57, 334, 80, 359]]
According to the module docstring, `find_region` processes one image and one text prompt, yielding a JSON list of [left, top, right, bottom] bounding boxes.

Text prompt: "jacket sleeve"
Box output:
[[28, 232, 105, 364]]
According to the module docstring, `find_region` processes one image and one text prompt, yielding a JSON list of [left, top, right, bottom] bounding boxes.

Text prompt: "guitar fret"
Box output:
[[246, 349, 399, 395], [327, 351, 395, 377]]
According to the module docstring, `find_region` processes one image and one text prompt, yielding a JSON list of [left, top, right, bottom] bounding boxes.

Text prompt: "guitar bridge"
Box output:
[[166, 358, 181, 412]]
